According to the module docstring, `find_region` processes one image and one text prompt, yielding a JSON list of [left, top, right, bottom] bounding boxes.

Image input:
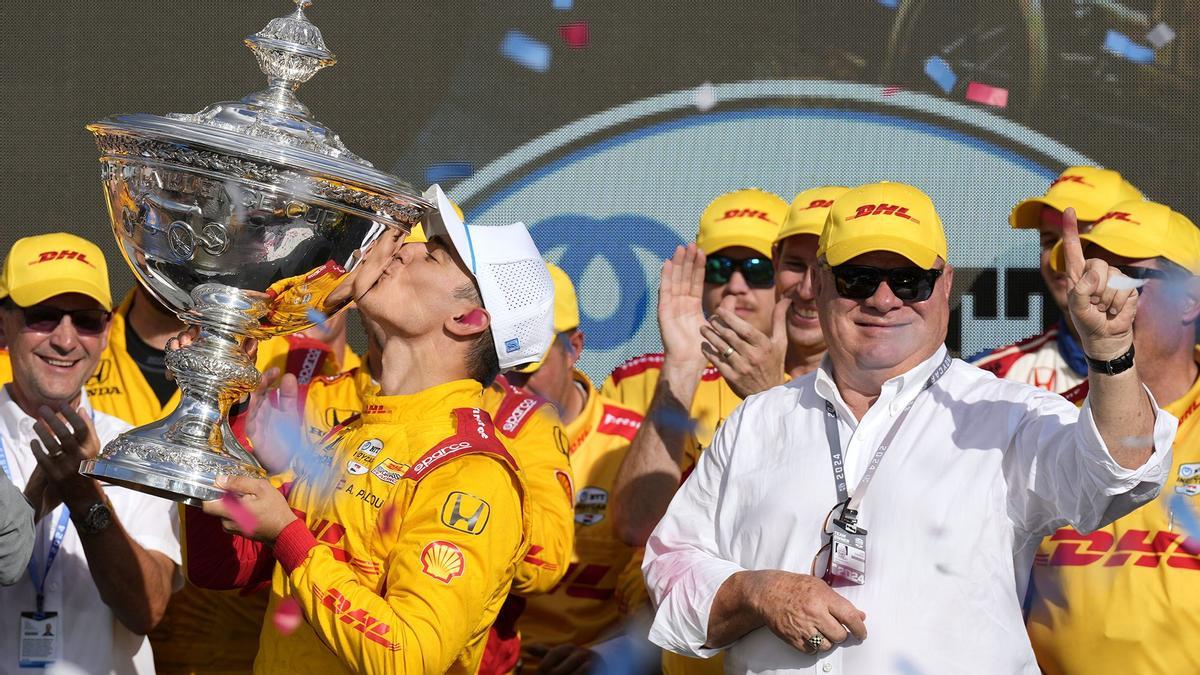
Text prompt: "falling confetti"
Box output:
[[923, 56, 956, 94], [894, 656, 925, 675], [559, 22, 589, 49], [877, 0, 898, 7], [882, 85, 903, 96], [1172, 494, 1200, 536], [424, 162, 475, 184], [965, 81, 1008, 108], [1107, 274, 1148, 291], [306, 308, 328, 325], [1120, 435, 1154, 447], [501, 31, 551, 73], [221, 492, 259, 534], [379, 504, 398, 534], [1103, 30, 1156, 64], [1145, 22, 1176, 49], [694, 82, 716, 111], [552, 0, 572, 8], [273, 597, 303, 635]]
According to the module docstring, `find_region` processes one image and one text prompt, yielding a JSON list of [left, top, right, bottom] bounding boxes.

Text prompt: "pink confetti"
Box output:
[[379, 504, 397, 534], [559, 22, 589, 49], [882, 85, 902, 96], [965, 82, 1008, 108], [273, 597, 302, 635], [221, 493, 259, 534]]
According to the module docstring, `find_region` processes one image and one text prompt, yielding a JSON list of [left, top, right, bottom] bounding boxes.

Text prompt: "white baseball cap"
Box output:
[[421, 185, 555, 371]]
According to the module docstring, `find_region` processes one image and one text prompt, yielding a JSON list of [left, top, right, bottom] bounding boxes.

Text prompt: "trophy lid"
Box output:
[[87, 0, 428, 226]]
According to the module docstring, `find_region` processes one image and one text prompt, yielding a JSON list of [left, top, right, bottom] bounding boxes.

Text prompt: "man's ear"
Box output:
[[1181, 278, 1200, 324], [447, 307, 491, 338], [940, 264, 955, 302], [564, 329, 584, 367]]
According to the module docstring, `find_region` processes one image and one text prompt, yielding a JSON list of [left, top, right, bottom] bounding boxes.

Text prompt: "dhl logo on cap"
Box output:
[[799, 199, 835, 210], [846, 202, 923, 225], [30, 250, 98, 268], [1049, 174, 1094, 188], [1097, 211, 1140, 225], [716, 208, 779, 225]]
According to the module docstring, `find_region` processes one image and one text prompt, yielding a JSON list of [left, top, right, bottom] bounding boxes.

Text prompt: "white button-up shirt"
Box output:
[[0, 385, 181, 675], [644, 346, 1176, 675]]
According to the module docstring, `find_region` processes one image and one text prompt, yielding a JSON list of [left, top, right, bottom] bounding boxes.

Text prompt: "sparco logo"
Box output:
[[602, 412, 638, 430], [502, 398, 537, 434], [471, 408, 490, 440], [296, 349, 323, 384], [410, 441, 471, 475]]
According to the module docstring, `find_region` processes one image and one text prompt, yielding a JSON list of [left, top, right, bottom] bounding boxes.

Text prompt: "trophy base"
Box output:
[[84, 411, 266, 507]]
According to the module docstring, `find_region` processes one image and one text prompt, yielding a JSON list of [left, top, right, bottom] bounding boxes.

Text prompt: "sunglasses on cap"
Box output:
[[704, 255, 774, 288], [830, 265, 943, 302], [9, 304, 111, 335]]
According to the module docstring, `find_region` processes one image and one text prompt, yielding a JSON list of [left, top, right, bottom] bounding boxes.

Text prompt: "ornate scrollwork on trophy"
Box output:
[[81, 0, 431, 505]]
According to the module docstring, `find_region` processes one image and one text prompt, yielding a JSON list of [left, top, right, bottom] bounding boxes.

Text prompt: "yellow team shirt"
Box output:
[[303, 366, 575, 596], [519, 370, 648, 655], [600, 353, 741, 675], [255, 379, 529, 673], [1027, 352, 1200, 674], [600, 353, 741, 476]]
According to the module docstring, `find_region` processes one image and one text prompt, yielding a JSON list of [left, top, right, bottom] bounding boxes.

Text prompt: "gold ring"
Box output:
[[722, 346, 735, 358]]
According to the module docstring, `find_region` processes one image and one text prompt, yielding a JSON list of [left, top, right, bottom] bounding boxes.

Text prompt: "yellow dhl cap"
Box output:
[[0, 232, 112, 311], [696, 189, 789, 258], [1011, 166, 1144, 230], [512, 263, 579, 373], [775, 186, 850, 243], [818, 182, 948, 269], [1050, 200, 1200, 275]]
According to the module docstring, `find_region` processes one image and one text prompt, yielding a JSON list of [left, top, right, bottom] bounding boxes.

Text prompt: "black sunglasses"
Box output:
[[830, 265, 943, 302], [704, 255, 775, 288], [1115, 266, 1173, 282], [12, 305, 111, 335]]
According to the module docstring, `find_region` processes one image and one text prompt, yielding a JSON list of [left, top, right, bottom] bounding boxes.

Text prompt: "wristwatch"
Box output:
[[73, 500, 113, 536], [1086, 344, 1135, 376]]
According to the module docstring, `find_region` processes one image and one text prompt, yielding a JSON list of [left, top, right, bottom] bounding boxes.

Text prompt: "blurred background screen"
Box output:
[[4, 0, 1196, 382]]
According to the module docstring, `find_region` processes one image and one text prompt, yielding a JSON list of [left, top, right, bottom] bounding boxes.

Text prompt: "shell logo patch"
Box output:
[[420, 541, 466, 583]]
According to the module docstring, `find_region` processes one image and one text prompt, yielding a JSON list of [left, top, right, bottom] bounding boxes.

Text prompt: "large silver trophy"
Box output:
[[80, 0, 430, 505]]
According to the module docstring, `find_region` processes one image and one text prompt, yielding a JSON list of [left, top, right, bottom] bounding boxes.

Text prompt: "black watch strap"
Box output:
[[1086, 343, 1135, 376]]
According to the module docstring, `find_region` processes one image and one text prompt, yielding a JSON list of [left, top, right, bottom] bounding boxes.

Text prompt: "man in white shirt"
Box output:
[[0, 471, 33, 585], [642, 182, 1176, 674], [0, 233, 180, 674]]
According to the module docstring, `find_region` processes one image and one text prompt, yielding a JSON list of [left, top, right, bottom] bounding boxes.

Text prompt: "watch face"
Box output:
[[83, 503, 112, 534]]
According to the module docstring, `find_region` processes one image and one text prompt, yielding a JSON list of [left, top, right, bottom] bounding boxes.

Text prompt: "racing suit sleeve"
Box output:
[[273, 455, 526, 674]]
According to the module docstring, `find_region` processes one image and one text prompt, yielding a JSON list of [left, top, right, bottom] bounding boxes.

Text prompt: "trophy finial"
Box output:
[[242, 0, 336, 114]]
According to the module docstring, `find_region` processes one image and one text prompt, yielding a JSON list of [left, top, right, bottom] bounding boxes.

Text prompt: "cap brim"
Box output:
[[1010, 196, 1109, 230], [1050, 233, 1167, 273], [422, 184, 476, 274], [823, 235, 941, 269], [697, 234, 773, 259], [7, 278, 112, 311]]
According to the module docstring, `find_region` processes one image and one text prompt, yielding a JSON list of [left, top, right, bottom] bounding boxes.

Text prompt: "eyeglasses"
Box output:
[[830, 265, 943, 302], [1115, 266, 1173, 282], [704, 255, 775, 288], [810, 498, 850, 583], [12, 305, 111, 335]]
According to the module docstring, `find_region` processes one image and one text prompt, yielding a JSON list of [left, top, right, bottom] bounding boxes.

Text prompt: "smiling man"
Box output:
[[0, 233, 180, 674], [642, 182, 1176, 674]]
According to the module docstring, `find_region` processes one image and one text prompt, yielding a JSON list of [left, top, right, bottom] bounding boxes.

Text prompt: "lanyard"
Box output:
[[823, 354, 952, 525], [0, 436, 73, 613]]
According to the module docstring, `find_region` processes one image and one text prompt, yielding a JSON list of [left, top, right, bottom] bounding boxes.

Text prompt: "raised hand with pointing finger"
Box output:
[[1060, 207, 1138, 361]]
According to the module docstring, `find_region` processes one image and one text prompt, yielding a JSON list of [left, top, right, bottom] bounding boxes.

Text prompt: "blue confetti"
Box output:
[[877, 0, 898, 7], [424, 162, 476, 184], [923, 56, 956, 94], [306, 308, 328, 325], [1103, 30, 1156, 64], [501, 31, 551, 73], [552, 0, 572, 9], [894, 657, 925, 675], [1172, 494, 1200, 538]]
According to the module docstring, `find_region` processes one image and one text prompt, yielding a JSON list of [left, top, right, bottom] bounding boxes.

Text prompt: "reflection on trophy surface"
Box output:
[[80, 0, 430, 505]]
